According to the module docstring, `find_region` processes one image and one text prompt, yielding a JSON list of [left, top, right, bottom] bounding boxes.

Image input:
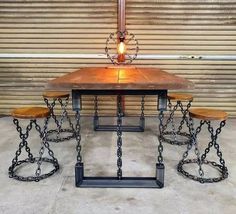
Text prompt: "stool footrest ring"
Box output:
[[177, 158, 228, 183], [161, 131, 191, 145], [47, 129, 75, 142], [8, 157, 59, 182]]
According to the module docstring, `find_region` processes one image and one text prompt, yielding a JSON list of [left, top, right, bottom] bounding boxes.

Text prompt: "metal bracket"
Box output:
[[72, 90, 82, 111]]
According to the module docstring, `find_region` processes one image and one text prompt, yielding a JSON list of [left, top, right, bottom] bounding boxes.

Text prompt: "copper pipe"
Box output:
[[118, 0, 126, 33]]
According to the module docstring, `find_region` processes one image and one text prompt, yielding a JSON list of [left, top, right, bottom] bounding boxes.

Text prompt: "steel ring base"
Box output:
[[47, 129, 75, 143], [177, 159, 228, 183], [8, 157, 59, 182], [161, 131, 191, 145]]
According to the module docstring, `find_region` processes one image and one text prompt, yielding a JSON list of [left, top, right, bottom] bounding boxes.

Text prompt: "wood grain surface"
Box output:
[[12, 107, 50, 119], [43, 91, 70, 99], [189, 108, 228, 121], [46, 67, 194, 90], [168, 93, 193, 101]]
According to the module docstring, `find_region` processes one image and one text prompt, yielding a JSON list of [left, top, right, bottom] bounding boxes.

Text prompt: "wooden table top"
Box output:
[[46, 67, 194, 91]]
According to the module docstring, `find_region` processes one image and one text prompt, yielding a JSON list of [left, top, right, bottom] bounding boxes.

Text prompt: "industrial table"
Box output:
[[46, 66, 193, 188]]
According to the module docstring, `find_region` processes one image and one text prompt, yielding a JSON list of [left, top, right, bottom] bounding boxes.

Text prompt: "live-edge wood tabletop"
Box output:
[[46, 67, 194, 91]]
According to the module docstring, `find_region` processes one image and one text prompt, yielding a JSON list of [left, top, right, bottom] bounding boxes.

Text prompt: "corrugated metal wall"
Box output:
[[0, 0, 236, 117]]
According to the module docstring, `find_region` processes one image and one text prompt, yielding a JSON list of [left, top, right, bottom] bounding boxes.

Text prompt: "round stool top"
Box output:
[[168, 93, 193, 101], [12, 107, 50, 119], [189, 108, 228, 121], [43, 91, 70, 99]]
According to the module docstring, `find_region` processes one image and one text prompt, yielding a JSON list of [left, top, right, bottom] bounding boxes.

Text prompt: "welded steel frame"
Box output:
[[93, 95, 145, 132], [72, 89, 167, 188]]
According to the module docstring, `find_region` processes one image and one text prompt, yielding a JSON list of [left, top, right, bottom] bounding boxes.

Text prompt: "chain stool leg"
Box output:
[[45, 96, 74, 142], [161, 99, 192, 146], [8, 117, 59, 182], [178, 118, 228, 183]]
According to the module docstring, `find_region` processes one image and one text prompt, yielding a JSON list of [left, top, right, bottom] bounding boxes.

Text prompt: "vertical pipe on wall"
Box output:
[[118, 0, 126, 32]]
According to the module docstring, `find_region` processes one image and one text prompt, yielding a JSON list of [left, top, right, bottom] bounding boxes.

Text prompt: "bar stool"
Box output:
[[43, 91, 75, 143], [160, 93, 193, 145], [178, 108, 228, 183], [9, 107, 59, 182]]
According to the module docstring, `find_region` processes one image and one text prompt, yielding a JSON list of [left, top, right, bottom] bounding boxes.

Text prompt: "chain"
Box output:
[[213, 120, 227, 169], [162, 100, 176, 132], [34, 117, 59, 178], [140, 95, 145, 128], [25, 121, 34, 161], [140, 95, 145, 118], [9, 117, 59, 182], [178, 100, 192, 134], [161, 99, 192, 145], [44, 98, 60, 130], [178, 119, 228, 183], [157, 111, 164, 163], [171, 101, 179, 142], [44, 97, 75, 142], [200, 121, 215, 162], [117, 95, 123, 179], [193, 120, 206, 177], [34, 118, 47, 177], [181, 117, 195, 160], [94, 95, 98, 117], [10, 119, 34, 169], [75, 110, 82, 163]]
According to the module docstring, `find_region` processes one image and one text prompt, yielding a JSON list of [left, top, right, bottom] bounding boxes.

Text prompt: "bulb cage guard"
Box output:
[[105, 30, 139, 65]]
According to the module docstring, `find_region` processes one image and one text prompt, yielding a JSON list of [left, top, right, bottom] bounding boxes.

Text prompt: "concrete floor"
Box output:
[[0, 116, 235, 214]]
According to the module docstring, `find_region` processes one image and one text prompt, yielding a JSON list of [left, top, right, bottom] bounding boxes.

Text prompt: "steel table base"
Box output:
[[72, 89, 167, 188], [75, 162, 164, 188]]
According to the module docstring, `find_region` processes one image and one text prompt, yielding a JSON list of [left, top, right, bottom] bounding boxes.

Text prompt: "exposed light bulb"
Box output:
[[117, 42, 126, 54]]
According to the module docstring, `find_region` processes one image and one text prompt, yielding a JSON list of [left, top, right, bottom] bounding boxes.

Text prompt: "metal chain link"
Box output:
[[178, 100, 192, 134], [178, 119, 228, 183], [75, 110, 82, 163], [9, 117, 59, 182], [161, 99, 192, 145], [213, 120, 227, 168], [10, 119, 34, 168], [139, 95, 145, 128], [117, 95, 123, 179], [34, 118, 47, 177], [44, 97, 75, 142], [140, 95, 145, 118], [157, 111, 164, 163], [162, 100, 177, 132], [94, 95, 98, 117], [181, 117, 195, 160]]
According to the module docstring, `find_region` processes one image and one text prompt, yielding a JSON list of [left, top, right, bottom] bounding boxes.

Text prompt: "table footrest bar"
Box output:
[[94, 125, 144, 132], [75, 162, 164, 188], [77, 177, 163, 188]]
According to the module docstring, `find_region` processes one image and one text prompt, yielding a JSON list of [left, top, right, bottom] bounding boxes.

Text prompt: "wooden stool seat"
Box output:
[[43, 91, 70, 99], [189, 108, 228, 121], [12, 107, 50, 119], [168, 93, 193, 101]]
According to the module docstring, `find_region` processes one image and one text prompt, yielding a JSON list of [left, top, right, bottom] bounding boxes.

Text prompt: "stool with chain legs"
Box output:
[[43, 91, 75, 143], [8, 107, 59, 182], [177, 108, 228, 183], [160, 93, 193, 145]]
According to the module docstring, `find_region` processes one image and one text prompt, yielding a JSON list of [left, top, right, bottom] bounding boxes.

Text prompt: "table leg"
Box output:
[[72, 92, 84, 186], [116, 95, 123, 179], [156, 90, 167, 186]]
